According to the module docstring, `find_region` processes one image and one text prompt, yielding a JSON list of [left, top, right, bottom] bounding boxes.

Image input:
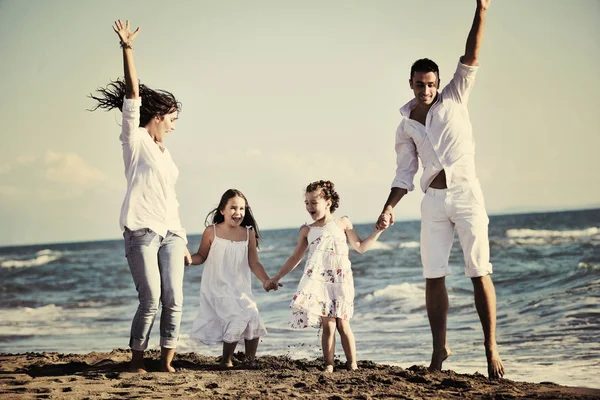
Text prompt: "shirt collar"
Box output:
[[399, 94, 441, 117], [399, 98, 417, 117]]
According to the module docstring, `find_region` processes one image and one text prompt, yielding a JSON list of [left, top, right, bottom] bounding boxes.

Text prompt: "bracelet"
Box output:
[[120, 40, 133, 50]]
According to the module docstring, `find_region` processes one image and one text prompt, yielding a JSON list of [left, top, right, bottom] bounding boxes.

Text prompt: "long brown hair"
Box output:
[[89, 78, 181, 127]]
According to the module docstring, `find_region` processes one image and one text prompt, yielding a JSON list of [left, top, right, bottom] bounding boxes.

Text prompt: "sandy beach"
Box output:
[[1, 350, 598, 399]]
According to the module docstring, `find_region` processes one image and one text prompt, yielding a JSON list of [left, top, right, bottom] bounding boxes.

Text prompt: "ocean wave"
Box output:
[[365, 282, 425, 303], [0, 249, 61, 268], [506, 227, 599, 238], [0, 304, 63, 324], [0, 303, 126, 338], [578, 262, 600, 271], [398, 241, 420, 248], [258, 245, 277, 253]]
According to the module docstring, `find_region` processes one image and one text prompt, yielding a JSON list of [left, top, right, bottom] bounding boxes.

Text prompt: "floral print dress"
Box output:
[[290, 218, 355, 329]]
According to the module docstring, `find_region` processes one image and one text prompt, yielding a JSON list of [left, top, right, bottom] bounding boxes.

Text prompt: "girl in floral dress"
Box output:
[[266, 180, 386, 373]]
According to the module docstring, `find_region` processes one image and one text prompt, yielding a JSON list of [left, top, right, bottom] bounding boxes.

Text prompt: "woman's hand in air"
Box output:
[[112, 19, 140, 47]]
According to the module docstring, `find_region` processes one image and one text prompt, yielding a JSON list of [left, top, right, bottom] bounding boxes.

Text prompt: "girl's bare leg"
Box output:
[[221, 341, 238, 368], [336, 319, 357, 370], [244, 337, 260, 362], [321, 317, 336, 373]]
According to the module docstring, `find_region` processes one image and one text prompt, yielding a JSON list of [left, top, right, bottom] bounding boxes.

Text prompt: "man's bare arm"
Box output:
[[375, 187, 408, 230], [462, 0, 490, 66]]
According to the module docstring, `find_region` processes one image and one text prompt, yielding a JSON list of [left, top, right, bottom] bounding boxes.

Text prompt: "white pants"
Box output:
[[420, 181, 493, 279]]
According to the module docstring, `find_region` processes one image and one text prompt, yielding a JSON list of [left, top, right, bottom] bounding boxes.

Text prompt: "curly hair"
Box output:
[[88, 78, 181, 127], [305, 180, 340, 213], [205, 189, 262, 246]]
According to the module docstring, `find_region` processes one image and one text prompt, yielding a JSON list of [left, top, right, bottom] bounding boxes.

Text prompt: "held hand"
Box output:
[[112, 19, 140, 46], [477, 0, 491, 10], [264, 279, 282, 292], [376, 212, 394, 230], [184, 249, 192, 266], [263, 280, 272, 292]]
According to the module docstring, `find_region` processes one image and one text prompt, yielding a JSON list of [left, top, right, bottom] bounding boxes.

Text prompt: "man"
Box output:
[[376, 0, 504, 379]]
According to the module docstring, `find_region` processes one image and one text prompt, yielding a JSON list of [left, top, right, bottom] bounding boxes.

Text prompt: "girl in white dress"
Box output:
[[266, 180, 386, 373], [190, 189, 271, 368]]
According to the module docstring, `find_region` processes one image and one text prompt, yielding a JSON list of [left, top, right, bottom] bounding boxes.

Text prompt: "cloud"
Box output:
[[44, 151, 107, 187], [0, 154, 38, 176], [0, 151, 112, 205]]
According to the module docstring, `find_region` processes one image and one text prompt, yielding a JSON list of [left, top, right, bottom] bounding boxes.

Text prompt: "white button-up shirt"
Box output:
[[392, 60, 479, 193], [119, 97, 187, 242]]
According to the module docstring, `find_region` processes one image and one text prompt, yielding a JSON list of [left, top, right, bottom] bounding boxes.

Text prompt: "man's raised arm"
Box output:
[[462, 0, 490, 66]]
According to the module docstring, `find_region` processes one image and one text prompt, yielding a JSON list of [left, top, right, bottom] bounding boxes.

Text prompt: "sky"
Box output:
[[0, 0, 599, 246]]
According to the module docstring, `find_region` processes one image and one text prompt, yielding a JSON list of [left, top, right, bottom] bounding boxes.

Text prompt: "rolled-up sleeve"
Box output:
[[443, 59, 479, 105], [391, 122, 418, 191], [119, 97, 142, 143]]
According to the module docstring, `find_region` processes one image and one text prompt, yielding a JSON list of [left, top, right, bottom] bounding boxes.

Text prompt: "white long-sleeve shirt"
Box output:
[[392, 60, 480, 193], [119, 97, 187, 242]]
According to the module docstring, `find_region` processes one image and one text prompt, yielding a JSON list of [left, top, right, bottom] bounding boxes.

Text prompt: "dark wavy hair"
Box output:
[[410, 58, 440, 80], [306, 180, 340, 213], [205, 189, 261, 246], [88, 78, 181, 127]]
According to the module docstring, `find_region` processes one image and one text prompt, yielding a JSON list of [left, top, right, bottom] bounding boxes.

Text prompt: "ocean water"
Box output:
[[1, 208, 599, 388]]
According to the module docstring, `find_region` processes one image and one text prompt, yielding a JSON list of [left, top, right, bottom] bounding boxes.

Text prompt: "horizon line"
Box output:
[[1, 206, 599, 249]]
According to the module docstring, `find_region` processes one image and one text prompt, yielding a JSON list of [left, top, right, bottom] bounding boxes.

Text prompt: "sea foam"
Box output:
[[506, 227, 599, 238], [0, 249, 61, 268]]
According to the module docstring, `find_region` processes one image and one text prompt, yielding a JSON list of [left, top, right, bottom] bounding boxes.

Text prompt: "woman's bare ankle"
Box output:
[[130, 350, 147, 373], [129, 360, 147, 373]]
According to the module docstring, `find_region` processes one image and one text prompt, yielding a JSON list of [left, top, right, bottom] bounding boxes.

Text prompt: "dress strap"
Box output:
[[213, 224, 217, 237], [333, 216, 348, 229], [246, 225, 253, 241]]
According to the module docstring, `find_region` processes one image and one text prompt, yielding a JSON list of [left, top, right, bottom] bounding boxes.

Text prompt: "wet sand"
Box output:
[[1, 349, 598, 399]]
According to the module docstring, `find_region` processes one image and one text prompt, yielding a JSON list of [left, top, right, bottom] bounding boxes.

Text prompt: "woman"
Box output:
[[90, 20, 191, 373]]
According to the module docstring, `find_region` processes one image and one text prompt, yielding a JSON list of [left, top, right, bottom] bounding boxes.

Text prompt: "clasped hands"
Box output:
[[263, 279, 281, 292], [375, 212, 394, 231]]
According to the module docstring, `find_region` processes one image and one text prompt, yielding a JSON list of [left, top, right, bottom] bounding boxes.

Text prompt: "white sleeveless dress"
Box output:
[[290, 218, 355, 329], [190, 225, 267, 344]]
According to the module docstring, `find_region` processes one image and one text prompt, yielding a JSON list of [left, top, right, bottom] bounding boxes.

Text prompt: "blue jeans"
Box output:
[[124, 228, 186, 351]]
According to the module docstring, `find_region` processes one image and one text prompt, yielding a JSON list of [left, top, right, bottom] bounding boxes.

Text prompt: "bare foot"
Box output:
[[128, 362, 147, 374], [219, 361, 234, 369], [486, 347, 504, 380], [323, 364, 334, 373], [346, 361, 358, 371], [428, 347, 451, 372], [160, 363, 176, 373]]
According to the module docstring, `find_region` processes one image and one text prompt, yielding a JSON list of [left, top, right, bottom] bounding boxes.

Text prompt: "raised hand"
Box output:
[[478, 0, 491, 10], [112, 19, 140, 46]]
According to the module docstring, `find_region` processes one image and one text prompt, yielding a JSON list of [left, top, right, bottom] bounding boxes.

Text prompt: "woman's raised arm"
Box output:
[[112, 19, 140, 99]]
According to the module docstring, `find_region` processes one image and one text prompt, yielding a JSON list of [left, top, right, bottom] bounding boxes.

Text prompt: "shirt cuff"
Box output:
[[122, 97, 142, 112], [391, 179, 415, 192], [456, 58, 479, 77]]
